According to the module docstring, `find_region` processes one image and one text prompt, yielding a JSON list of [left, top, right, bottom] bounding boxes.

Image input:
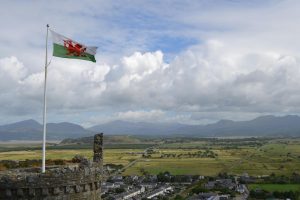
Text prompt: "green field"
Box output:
[[0, 149, 142, 166], [0, 138, 299, 176], [248, 184, 300, 192], [123, 138, 300, 176]]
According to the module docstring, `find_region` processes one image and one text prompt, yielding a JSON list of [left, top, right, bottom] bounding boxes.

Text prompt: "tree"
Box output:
[[115, 187, 125, 193], [157, 171, 171, 182], [174, 195, 184, 200]]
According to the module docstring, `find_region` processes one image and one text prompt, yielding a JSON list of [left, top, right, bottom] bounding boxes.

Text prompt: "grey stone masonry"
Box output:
[[93, 133, 103, 163], [0, 134, 104, 200]]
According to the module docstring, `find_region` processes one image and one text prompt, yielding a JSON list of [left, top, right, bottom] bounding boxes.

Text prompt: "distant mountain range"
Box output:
[[88, 120, 186, 136], [88, 115, 300, 137], [0, 119, 93, 141], [1, 115, 300, 141]]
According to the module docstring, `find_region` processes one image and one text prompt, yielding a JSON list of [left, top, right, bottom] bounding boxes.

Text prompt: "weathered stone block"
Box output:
[[53, 187, 60, 195], [28, 188, 35, 196], [17, 188, 24, 196], [42, 188, 49, 196], [65, 186, 71, 194], [5, 189, 12, 197]]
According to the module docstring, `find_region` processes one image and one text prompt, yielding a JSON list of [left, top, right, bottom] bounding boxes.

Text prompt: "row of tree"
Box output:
[[250, 189, 299, 199], [159, 150, 218, 158]]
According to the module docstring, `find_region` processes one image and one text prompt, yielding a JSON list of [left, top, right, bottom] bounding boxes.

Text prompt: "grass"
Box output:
[[0, 138, 299, 176], [0, 149, 92, 161], [123, 158, 225, 176], [248, 184, 300, 192], [0, 143, 155, 152], [122, 139, 300, 176]]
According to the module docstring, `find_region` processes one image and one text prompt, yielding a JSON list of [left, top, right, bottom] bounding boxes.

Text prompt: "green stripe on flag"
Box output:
[[53, 43, 96, 62]]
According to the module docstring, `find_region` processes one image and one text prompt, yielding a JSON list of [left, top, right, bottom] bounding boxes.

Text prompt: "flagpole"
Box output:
[[42, 24, 49, 173]]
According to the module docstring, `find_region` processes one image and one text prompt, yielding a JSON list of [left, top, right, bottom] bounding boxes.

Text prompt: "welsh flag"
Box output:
[[50, 30, 97, 63]]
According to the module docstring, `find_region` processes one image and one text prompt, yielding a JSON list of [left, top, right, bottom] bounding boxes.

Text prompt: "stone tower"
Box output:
[[93, 133, 103, 163], [0, 134, 104, 200]]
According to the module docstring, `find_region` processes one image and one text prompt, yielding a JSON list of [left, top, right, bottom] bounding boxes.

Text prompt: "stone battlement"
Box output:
[[0, 133, 104, 200]]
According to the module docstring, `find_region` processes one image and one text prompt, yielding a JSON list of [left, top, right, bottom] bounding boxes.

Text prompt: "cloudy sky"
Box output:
[[1, 0, 300, 127]]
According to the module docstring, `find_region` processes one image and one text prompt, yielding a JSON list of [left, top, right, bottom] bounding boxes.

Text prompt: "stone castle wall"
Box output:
[[0, 133, 104, 200]]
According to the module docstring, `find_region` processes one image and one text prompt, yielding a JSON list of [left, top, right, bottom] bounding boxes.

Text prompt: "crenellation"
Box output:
[[0, 133, 104, 200], [75, 185, 81, 193], [65, 186, 71, 194], [89, 182, 94, 191], [95, 181, 100, 189], [82, 184, 88, 192]]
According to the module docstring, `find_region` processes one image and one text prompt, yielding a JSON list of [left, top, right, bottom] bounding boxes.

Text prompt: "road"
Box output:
[[103, 145, 158, 179]]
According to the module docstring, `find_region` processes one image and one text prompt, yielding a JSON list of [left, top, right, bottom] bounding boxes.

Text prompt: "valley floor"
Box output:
[[0, 137, 299, 176]]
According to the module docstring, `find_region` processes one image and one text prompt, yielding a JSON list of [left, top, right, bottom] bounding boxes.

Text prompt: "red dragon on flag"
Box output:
[[51, 30, 97, 62], [63, 39, 87, 57]]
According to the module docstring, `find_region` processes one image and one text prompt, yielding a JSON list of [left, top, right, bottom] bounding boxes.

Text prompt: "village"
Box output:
[[101, 172, 250, 200]]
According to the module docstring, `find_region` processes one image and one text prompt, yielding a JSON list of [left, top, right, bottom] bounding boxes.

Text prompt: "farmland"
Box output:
[[248, 184, 300, 192], [0, 137, 299, 176]]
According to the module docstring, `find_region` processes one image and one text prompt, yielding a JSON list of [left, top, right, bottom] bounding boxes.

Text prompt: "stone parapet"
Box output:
[[0, 133, 104, 200], [0, 163, 102, 200]]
